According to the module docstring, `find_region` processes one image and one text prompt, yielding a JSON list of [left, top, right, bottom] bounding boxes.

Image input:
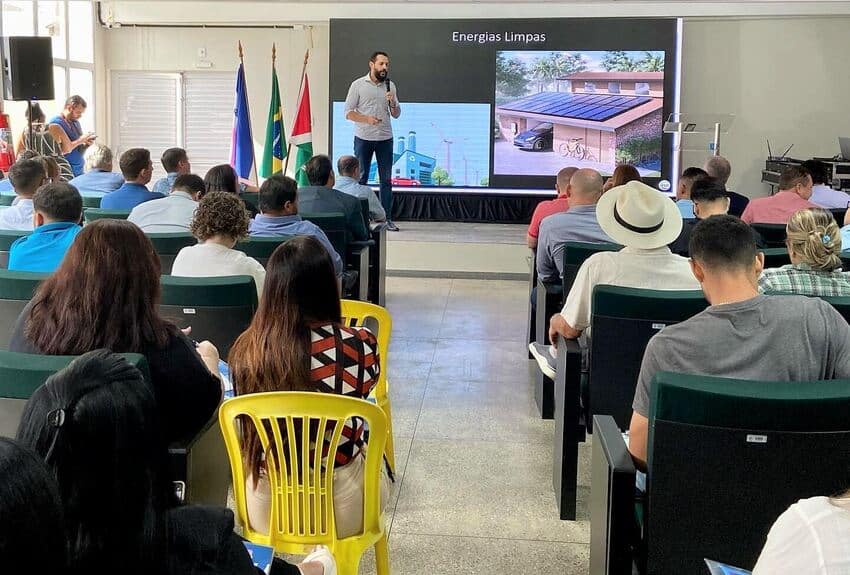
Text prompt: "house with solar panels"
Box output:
[[495, 71, 664, 167]]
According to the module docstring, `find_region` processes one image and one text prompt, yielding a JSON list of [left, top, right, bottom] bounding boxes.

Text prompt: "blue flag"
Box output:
[[230, 62, 256, 182]]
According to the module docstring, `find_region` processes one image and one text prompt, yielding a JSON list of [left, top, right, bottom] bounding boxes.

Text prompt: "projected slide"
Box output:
[[494, 51, 664, 178], [332, 102, 491, 187]]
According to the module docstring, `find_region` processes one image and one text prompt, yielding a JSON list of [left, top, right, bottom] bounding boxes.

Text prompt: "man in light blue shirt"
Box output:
[[128, 173, 203, 232], [0, 159, 46, 231], [68, 143, 124, 196], [675, 166, 710, 220], [249, 174, 343, 275], [8, 181, 82, 272], [536, 168, 615, 282], [804, 160, 850, 209], [151, 147, 191, 196], [335, 155, 386, 222], [101, 148, 164, 210]]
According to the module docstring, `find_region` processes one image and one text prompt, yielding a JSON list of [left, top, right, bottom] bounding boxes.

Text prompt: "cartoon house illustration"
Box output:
[[368, 131, 437, 185], [495, 71, 664, 166]]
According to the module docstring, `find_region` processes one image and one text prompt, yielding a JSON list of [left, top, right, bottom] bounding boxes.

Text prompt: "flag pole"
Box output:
[[283, 48, 310, 175]]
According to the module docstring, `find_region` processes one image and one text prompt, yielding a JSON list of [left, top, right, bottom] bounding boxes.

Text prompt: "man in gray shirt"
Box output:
[[344, 51, 401, 230], [536, 168, 614, 282], [335, 155, 386, 223], [629, 215, 850, 468]]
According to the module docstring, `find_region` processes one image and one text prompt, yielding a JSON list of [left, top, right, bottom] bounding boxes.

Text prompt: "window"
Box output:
[[607, 82, 621, 94], [635, 82, 650, 96], [112, 71, 237, 180], [584, 82, 596, 93]]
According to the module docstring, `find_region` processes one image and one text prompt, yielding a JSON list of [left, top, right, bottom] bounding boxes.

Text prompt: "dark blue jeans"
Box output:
[[354, 136, 394, 219]]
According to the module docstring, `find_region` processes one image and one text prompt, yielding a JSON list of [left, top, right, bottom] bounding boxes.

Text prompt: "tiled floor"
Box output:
[[357, 276, 591, 574]]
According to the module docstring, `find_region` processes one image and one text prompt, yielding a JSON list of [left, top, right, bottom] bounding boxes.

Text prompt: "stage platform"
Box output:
[[385, 222, 530, 280]]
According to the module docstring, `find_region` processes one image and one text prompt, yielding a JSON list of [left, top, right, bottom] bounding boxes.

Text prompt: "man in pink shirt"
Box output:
[[741, 165, 817, 224], [527, 166, 578, 249]]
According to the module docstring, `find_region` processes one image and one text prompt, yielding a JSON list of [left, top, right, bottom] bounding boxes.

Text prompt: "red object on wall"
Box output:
[[0, 114, 15, 173]]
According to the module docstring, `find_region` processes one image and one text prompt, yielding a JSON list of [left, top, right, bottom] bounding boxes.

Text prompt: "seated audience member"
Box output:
[[759, 208, 850, 296], [335, 155, 387, 223], [530, 180, 698, 377], [628, 215, 850, 468], [0, 438, 67, 573], [704, 155, 749, 217], [101, 148, 164, 210], [0, 158, 46, 231], [668, 180, 765, 255], [68, 143, 124, 195], [602, 164, 641, 193], [128, 173, 204, 233], [742, 165, 817, 224], [229, 235, 389, 539], [526, 166, 578, 249], [753, 490, 850, 574], [674, 166, 710, 219], [536, 168, 614, 283], [203, 163, 259, 217], [250, 174, 343, 276], [299, 155, 369, 242], [152, 147, 191, 196], [0, 151, 38, 194], [8, 182, 83, 273], [804, 159, 850, 209], [9, 219, 221, 443], [15, 350, 335, 575], [172, 191, 265, 298]]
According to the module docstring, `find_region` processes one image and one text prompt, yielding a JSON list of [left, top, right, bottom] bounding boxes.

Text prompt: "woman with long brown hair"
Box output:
[[9, 219, 222, 443], [228, 235, 388, 539], [602, 163, 642, 192]]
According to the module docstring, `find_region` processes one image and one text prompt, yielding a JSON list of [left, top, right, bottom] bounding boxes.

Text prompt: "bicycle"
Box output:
[[559, 138, 597, 162]]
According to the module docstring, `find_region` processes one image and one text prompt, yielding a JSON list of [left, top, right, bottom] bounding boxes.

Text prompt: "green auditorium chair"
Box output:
[[83, 208, 131, 223], [159, 274, 258, 359], [0, 269, 49, 349], [81, 195, 102, 209], [234, 235, 293, 268], [526, 249, 539, 361], [146, 232, 196, 274], [303, 211, 371, 301], [553, 285, 708, 520], [533, 241, 621, 420], [761, 247, 791, 269], [593, 372, 850, 575], [358, 197, 388, 306], [750, 223, 786, 247], [241, 191, 259, 212], [0, 194, 13, 207], [0, 229, 29, 269], [830, 207, 847, 226], [841, 251, 850, 271], [0, 350, 230, 506]]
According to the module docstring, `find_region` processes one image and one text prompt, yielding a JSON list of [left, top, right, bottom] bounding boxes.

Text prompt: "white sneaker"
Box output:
[[302, 546, 337, 575], [529, 342, 557, 379]]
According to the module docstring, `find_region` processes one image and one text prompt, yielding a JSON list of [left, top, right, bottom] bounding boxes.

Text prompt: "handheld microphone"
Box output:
[[385, 77, 392, 117]]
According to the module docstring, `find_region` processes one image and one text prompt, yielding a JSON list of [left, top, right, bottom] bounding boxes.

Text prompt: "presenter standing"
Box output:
[[344, 51, 401, 231]]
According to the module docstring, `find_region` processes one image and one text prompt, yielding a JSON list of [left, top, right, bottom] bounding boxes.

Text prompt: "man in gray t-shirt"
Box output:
[[344, 51, 401, 230], [629, 215, 850, 468]]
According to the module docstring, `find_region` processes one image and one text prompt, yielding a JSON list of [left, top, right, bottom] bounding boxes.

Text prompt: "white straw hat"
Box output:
[[596, 180, 683, 249]]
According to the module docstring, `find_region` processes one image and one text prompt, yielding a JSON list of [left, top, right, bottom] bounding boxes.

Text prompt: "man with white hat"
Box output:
[[529, 180, 700, 377]]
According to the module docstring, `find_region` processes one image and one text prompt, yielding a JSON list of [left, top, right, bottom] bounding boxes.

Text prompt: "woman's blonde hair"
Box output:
[[786, 208, 842, 271]]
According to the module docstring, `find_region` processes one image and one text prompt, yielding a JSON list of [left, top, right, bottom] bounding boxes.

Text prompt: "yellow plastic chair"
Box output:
[[339, 299, 395, 474], [219, 392, 389, 575]]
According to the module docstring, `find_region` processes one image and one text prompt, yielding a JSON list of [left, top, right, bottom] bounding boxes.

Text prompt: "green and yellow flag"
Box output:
[[260, 48, 286, 178]]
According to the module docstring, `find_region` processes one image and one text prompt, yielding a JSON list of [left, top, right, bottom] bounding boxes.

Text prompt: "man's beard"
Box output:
[[375, 69, 388, 81]]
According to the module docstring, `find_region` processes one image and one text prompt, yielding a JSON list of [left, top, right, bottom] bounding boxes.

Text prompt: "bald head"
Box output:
[[704, 156, 732, 187], [556, 166, 579, 195], [337, 155, 361, 178], [568, 168, 604, 205]]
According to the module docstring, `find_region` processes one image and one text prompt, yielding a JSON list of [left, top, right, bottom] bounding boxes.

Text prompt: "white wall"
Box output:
[[96, 3, 850, 197]]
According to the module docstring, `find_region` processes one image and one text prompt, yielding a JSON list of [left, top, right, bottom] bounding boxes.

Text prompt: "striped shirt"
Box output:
[[759, 263, 850, 297]]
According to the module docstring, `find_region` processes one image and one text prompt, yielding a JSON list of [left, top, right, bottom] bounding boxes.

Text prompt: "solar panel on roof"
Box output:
[[499, 92, 653, 122]]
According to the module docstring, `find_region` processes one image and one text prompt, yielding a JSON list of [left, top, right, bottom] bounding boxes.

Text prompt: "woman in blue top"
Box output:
[[47, 95, 95, 177]]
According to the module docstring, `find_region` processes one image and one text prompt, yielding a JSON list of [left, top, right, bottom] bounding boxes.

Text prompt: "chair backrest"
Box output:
[[81, 195, 102, 209], [0, 195, 13, 207], [84, 208, 131, 222], [241, 191, 260, 212], [0, 229, 30, 269], [301, 212, 348, 263], [340, 299, 391, 396], [830, 207, 847, 226], [760, 247, 791, 269], [219, 391, 388, 551], [0, 269, 50, 349], [750, 223, 786, 247], [561, 242, 622, 297], [587, 285, 709, 430], [646, 372, 850, 573], [0, 350, 148, 438], [159, 275, 257, 360], [235, 235, 293, 267], [842, 251, 850, 272], [146, 232, 196, 274], [359, 198, 370, 226]]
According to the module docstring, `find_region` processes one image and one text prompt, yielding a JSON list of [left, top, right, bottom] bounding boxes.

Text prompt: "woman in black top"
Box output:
[[203, 164, 259, 217], [9, 219, 221, 443], [15, 350, 333, 575]]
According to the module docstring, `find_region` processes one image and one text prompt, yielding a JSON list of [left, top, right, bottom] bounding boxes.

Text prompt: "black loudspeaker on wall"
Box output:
[[2, 36, 54, 101]]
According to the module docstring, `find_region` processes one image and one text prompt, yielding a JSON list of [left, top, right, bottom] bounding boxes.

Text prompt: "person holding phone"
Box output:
[[47, 95, 96, 177]]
